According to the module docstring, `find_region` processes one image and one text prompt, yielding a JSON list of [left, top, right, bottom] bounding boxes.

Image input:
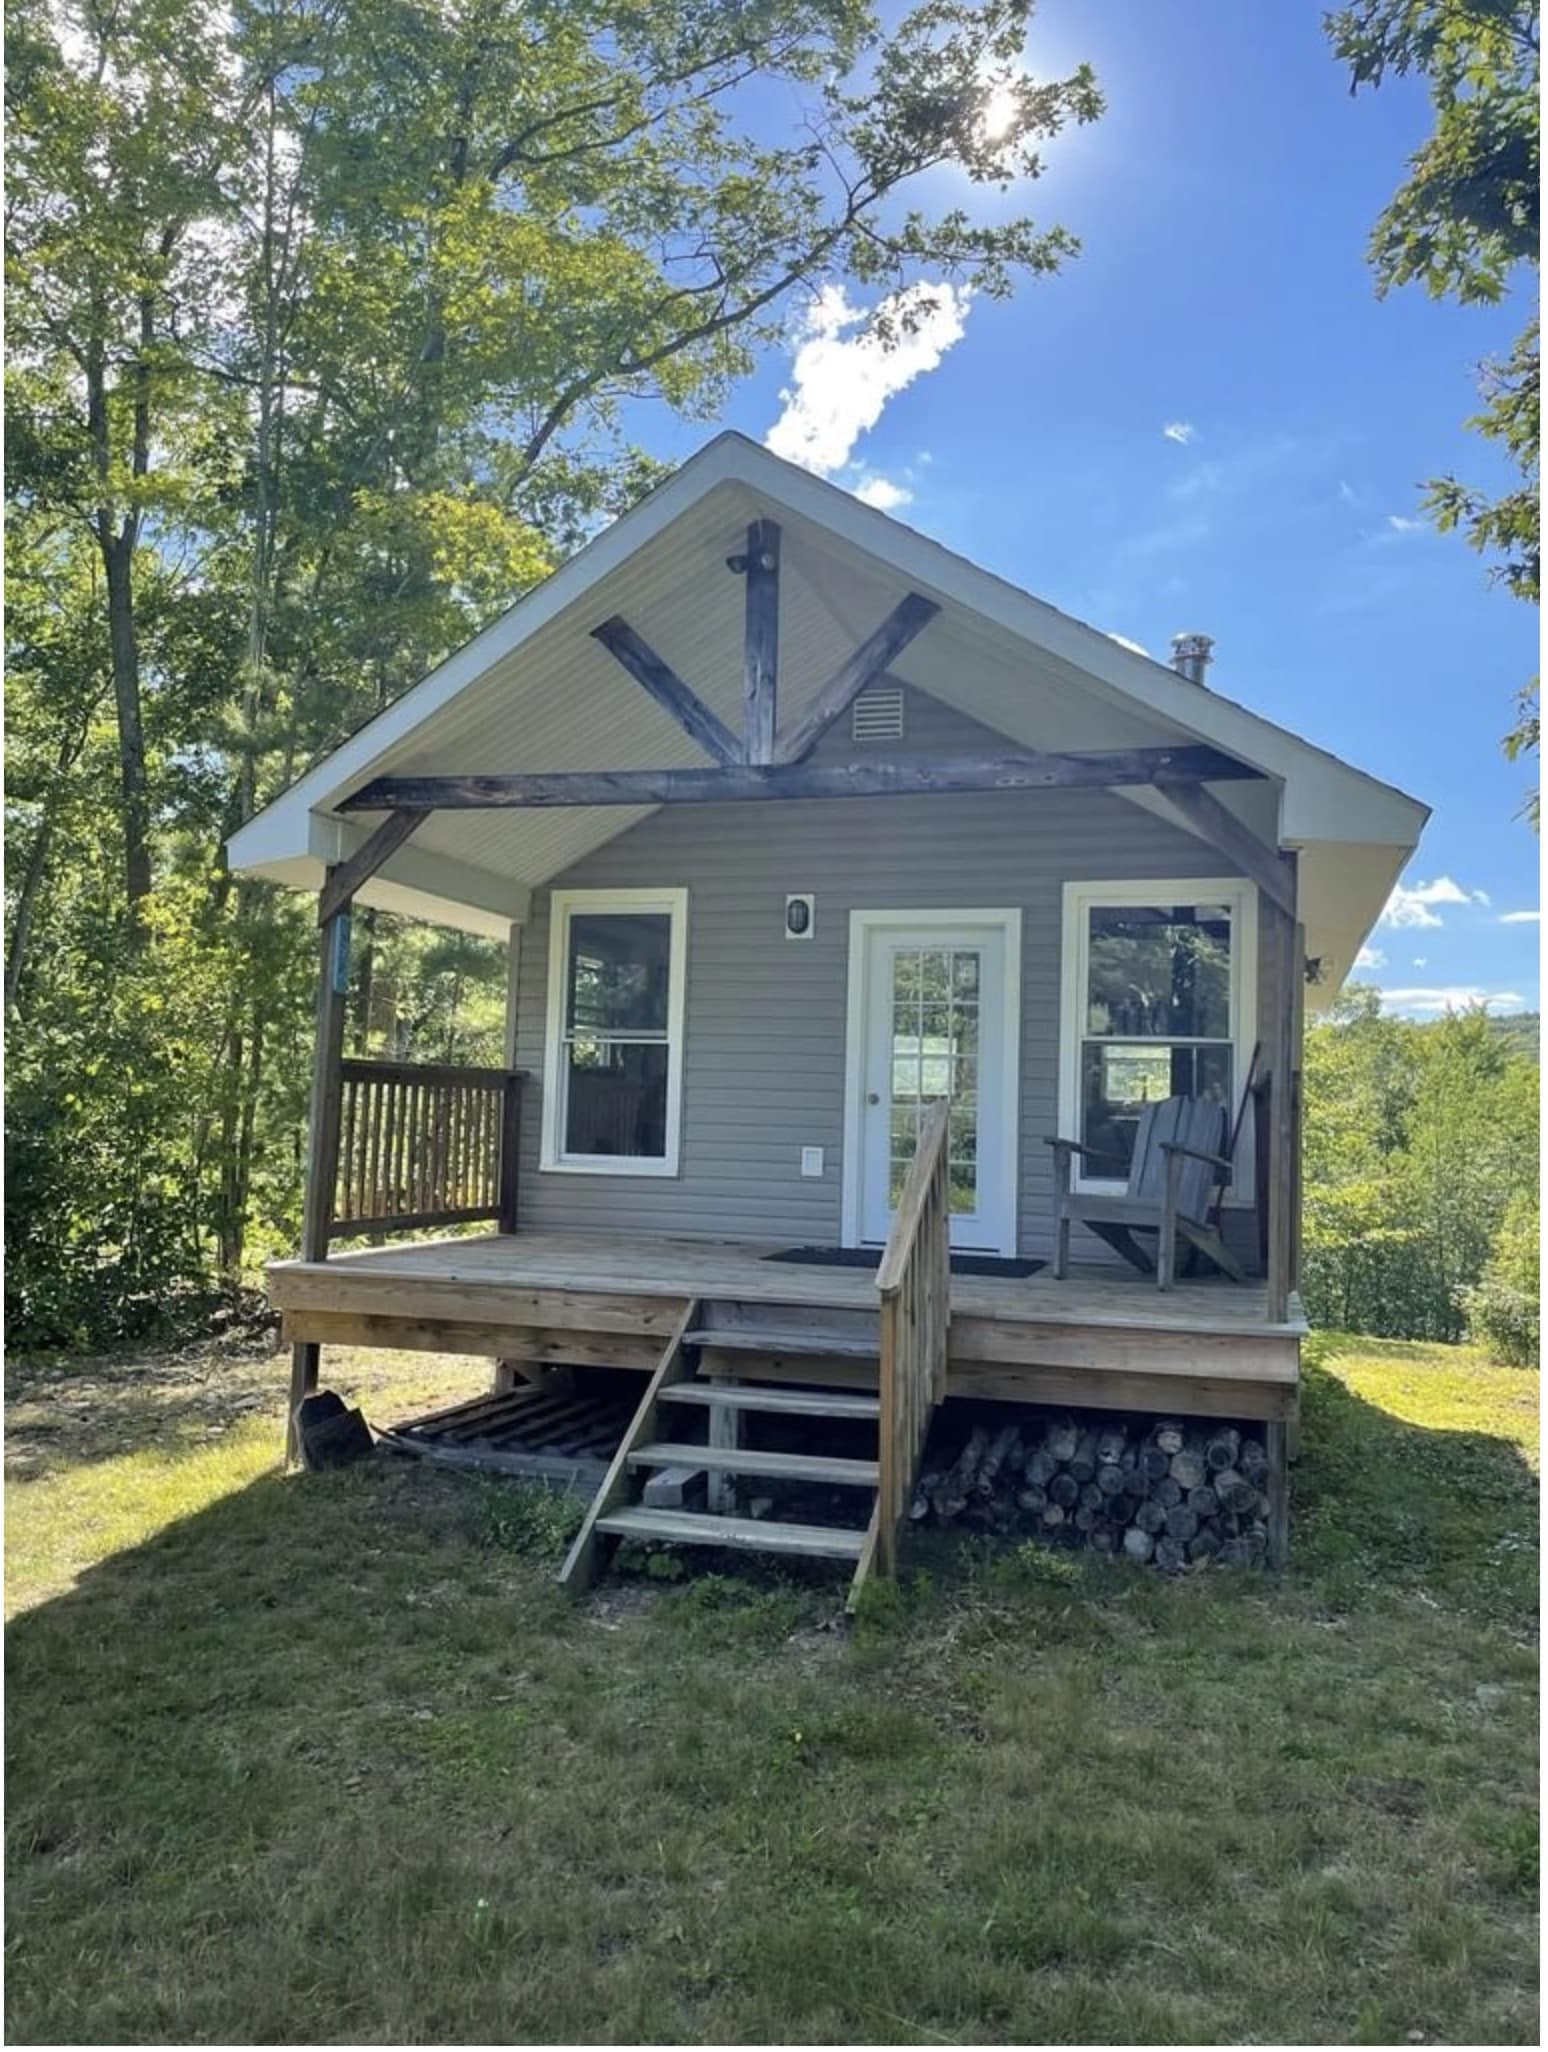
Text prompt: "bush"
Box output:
[[1460, 1191, 1540, 1366]]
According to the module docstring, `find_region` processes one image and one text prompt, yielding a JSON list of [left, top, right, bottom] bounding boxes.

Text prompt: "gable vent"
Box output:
[[851, 684, 905, 742]]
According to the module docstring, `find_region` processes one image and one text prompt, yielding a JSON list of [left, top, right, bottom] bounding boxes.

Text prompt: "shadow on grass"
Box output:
[[4, 1356, 1541, 2046]]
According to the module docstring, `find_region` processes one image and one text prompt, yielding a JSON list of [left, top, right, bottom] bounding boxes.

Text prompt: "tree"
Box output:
[[5, 0, 1105, 1342], [1301, 988, 1539, 1341], [1327, 0, 1540, 815]]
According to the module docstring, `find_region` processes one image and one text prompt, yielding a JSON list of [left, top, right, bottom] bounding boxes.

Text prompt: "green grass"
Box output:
[[5, 1334, 1539, 2044]]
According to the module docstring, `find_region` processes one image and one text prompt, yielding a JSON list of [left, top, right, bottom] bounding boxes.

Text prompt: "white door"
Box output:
[[852, 916, 1018, 1254]]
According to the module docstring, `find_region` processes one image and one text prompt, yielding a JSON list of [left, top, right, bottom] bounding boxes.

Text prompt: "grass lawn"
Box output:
[[5, 1331, 1539, 2044]]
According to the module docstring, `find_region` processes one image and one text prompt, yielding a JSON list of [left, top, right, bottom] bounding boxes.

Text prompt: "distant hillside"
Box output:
[[1489, 1012, 1540, 1062]]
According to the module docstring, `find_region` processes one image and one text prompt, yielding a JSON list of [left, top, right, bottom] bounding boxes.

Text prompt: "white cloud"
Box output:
[[1413, 956, 1427, 967], [1386, 513, 1426, 535], [1354, 945, 1385, 970], [1379, 875, 1491, 929], [1338, 479, 1359, 506], [1105, 631, 1149, 656], [852, 475, 914, 512], [1500, 908, 1541, 924], [1378, 986, 1527, 1016], [765, 282, 971, 479], [1162, 421, 1195, 445]]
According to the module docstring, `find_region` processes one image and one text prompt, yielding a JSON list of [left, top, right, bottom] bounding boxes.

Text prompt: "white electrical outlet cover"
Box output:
[[801, 1146, 824, 1177]]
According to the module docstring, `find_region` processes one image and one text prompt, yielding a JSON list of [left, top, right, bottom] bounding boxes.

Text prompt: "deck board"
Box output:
[[271, 1229, 1305, 1343]]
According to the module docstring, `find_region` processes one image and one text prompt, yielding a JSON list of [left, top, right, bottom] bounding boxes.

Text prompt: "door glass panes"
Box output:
[[1078, 895, 1235, 1182], [888, 946, 982, 1212]]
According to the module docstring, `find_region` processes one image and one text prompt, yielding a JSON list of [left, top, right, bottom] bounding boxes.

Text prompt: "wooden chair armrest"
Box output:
[[1158, 1140, 1234, 1174], [1041, 1135, 1117, 1162]]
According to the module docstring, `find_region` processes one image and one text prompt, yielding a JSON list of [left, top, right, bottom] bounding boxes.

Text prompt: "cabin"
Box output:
[[228, 432, 1428, 1598]]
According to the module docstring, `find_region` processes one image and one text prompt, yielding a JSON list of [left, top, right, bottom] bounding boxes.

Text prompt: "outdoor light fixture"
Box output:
[[784, 893, 815, 939]]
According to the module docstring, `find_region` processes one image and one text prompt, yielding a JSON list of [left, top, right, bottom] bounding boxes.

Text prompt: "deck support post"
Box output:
[[289, 872, 351, 1463], [1262, 859, 1301, 1327], [706, 1380, 741, 1514]]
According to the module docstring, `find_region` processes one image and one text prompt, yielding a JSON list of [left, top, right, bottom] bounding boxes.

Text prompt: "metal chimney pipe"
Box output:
[[1170, 632, 1215, 685]]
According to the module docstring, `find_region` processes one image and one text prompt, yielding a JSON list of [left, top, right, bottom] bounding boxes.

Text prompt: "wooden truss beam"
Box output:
[[1163, 781, 1295, 918], [774, 592, 940, 764], [741, 519, 780, 764], [340, 745, 1262, 814], [317, 808, 428, 925], [591, 615, 741, 765]]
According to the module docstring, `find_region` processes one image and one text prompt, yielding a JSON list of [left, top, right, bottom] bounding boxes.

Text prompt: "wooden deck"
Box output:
[[271, 1229, 1305, 1425]]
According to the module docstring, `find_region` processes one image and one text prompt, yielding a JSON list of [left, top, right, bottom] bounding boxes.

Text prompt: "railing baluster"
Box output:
[[323, 1060, 524, 1241]]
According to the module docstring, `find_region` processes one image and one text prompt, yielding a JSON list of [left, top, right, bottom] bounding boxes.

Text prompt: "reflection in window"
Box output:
[[1079, 902, 1234, 1180], [554, 903, 680, 1164]]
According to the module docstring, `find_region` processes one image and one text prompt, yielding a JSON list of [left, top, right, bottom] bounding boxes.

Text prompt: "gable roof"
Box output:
[[227, 431, 1428, 997]]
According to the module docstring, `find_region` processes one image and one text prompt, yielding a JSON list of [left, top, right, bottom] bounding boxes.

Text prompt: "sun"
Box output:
[[979, 81, 1020, 142]]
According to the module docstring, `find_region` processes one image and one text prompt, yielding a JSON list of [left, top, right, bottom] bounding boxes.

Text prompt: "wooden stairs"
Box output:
[[557, 1300, 887, 1606], [558, 1101, 955, 1609]]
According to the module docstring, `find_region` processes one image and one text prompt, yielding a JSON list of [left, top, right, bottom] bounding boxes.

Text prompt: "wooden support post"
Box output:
[[706, 1379, 741, 1515], [1281, 919, 1297, 1288], [289, 875, 351, 1462], [742, 518, 780, 764], [1264, 1419, 1290, 1567], [497, 1075, 522, 1233], [1263, 859, 1300, 1326]]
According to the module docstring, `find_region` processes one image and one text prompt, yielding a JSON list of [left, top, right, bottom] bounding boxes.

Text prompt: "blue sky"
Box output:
[[642, 0, 1541, 1016]]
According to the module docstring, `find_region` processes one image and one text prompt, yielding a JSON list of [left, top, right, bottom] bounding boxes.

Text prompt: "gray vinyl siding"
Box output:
[[514, 688, 1256, 1262]]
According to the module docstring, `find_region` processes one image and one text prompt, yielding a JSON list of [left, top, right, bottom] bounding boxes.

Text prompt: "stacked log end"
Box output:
[[911, 1414, 1272, 1570]]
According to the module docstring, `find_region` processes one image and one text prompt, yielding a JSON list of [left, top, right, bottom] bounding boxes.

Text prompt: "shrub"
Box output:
[[1460, 1191, 1540, 1367]]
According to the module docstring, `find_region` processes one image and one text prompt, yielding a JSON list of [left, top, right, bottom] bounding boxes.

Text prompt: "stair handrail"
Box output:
[[873, 1098, 952, 1578]]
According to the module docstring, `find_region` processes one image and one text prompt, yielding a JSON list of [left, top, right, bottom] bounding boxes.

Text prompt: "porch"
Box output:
[[271, 1224, 1305, 1426]]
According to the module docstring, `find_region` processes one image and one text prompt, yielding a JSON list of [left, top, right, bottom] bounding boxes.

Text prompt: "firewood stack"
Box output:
[[910, 1416, 1272, 1569]]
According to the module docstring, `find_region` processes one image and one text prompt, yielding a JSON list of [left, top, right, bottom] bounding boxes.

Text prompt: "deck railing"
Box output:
[[329, 1059, 522, 1239], [873, 1097, 952, 1578]]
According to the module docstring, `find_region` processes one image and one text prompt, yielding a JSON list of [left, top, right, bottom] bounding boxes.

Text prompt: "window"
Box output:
[[1059, 881, 1256, 1197], [541, 888, 687, 1175]]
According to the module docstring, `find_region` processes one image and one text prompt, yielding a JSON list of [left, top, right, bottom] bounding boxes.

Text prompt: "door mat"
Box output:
[[765, 1245, 1044, 1279]]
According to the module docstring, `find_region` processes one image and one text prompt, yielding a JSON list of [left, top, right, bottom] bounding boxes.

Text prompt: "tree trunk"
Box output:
[[5, 808, 55, 1016], [101, 528, 152, 912]]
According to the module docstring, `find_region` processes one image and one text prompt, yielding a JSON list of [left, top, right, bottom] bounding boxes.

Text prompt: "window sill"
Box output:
[[540, 1155, 680, 1179]]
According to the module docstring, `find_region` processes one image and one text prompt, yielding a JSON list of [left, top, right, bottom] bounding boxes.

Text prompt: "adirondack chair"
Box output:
[[1045, 1054, 1259, 1289]]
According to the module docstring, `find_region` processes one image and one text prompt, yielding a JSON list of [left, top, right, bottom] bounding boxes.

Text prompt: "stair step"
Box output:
[[662, 1382, 879, 1421], [596, 1505, 865, 1561], [687, 1325, 878, 1360], [627, 1441, 879, 1487]]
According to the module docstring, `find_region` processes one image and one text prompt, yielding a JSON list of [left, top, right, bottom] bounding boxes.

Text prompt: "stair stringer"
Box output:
[[557, 1297, 699, 1594]]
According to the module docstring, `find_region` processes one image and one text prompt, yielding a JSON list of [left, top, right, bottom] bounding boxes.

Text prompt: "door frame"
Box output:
[[840, 906, 1023, 1257]]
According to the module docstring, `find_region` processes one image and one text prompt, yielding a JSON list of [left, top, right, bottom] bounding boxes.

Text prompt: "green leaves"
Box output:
[[7, 0, 1101, 1337], [1327, 0, 1539, 809], [1302, 997, 1540, 1343]]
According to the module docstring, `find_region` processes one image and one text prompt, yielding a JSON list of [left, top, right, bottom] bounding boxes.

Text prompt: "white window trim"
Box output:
[[841, 907, 1023, 1257], [1058, 878, 1258, 1204], [540, 886, 687, 1177]]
